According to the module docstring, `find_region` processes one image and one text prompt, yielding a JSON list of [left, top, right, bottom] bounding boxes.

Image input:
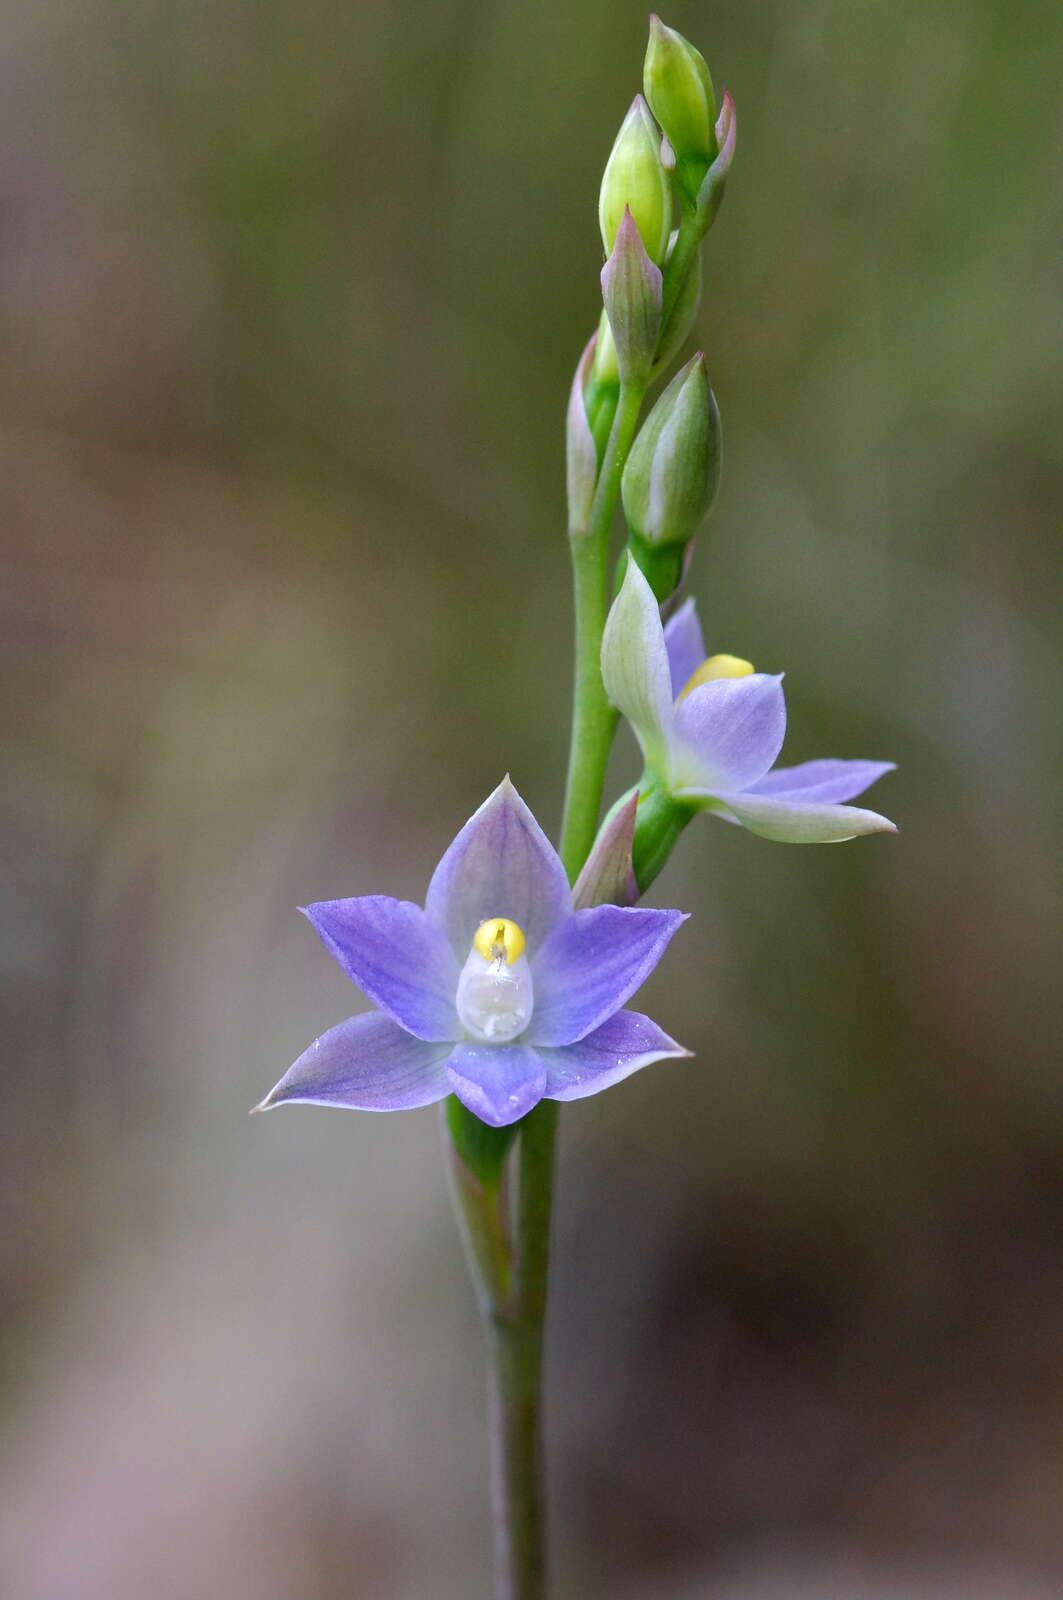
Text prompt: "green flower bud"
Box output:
[[598, 95, 671, 266], [591, 308, 619, 386], [584, 323, 620, 461], [643, 16, 717, 203], [621, 352, 720, 547]]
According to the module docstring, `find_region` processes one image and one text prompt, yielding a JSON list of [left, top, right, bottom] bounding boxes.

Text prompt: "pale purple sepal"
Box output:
[[663, 598, 707, 699], [528, 905, 687, 1047], [446, 1042, 548, 1128], [601, 556, 677, 771], [541, 1009, 690, 1102], [745, 758, 897, 804], [573, 791, 639, 910], [425, 777, 571, 961], [696, 90, 737, 218], [567, 333, 599, 536], [601, 207, 663, 385], [303, 897, 459, 1042], [672, 673, 786, 791], [709, 789, 898, 843], [256, 1011, 451, 1112]]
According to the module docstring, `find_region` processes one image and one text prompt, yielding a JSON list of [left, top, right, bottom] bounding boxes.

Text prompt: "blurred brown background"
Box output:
[[3, 0, 1062, 1595]]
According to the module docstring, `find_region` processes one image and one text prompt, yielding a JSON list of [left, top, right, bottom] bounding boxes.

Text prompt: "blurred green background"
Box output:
[[3, 1, 1062, 1595]]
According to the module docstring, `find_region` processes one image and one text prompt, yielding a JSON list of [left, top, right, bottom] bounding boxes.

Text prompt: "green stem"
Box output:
[[659, 203, 701, 345], [559, 380, 645, 878], [447, 1157, 513, 1318], [478, 376, 647, 1600], [485, 1100, 558, 1599]]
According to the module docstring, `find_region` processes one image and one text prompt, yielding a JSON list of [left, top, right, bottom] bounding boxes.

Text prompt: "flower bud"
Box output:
[[585, 312, 620, 458], [694, 91, 736, 228], [643, 16, 717, 204], [566, 333, 599, 535], [621, 352, 720, 547], [598, 96, 671, 266], [601, 208, 663, 387], [573, 790, 639, 909]]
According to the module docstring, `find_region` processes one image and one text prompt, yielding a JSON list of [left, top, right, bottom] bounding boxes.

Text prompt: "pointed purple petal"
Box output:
[[745, 758, 896, 803], [672, 672, 786, 791], [304, 897, 458, 1041], [540, 1009, 691, 1102], [446, 1042, 547, 1128], [256, 1011, 451, 1112], [663, 598, 707, 700], [527, 904, 687, 1047], [425, 778, 571, 963], [707, 789, 898, 843], [573, 791, 639, 909]]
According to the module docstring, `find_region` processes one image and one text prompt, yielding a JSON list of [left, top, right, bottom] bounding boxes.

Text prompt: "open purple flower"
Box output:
[[601, 561, 897, 843], [257, 779, 689, 1127]]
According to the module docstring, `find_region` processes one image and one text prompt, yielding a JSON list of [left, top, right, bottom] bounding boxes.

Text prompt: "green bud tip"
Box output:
[[598, 94, 672, 267], [644, 16, 718, 202]]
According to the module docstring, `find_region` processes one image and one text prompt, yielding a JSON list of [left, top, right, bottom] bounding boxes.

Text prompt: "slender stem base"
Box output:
[[486, 1100, 557, 1599]]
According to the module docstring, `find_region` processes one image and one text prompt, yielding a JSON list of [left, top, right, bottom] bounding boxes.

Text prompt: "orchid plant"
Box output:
[[256, 18, 895, 1599]]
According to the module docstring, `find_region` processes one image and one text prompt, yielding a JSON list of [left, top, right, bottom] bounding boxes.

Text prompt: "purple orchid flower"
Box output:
[[602, 561, 897, 842], [256, 779, 689, 1127]]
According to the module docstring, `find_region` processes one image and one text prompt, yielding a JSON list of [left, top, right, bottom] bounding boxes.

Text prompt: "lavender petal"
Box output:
[[255, 1010, 452, 1112], [445, 1042, 548, 1127], [672, 672, 786, 791], [527, 904, 687, 1047], [304, 896, 459, 1041], [745, 758, 896, 804], [663, 597, 707, 700], [540, 1008, 690, 1102], [425, 778, 571, 962]]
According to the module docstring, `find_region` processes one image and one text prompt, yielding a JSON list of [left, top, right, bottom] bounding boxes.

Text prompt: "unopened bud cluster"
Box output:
[[568, 16, 735, 589]]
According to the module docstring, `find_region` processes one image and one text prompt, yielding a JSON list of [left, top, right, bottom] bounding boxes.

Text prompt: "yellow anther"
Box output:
[[678, 653, 755, 701], [472, 917, 527, 965]]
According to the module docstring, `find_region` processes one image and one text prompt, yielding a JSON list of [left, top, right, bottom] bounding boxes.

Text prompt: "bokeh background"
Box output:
[[3, 0, 1062, 1595]]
